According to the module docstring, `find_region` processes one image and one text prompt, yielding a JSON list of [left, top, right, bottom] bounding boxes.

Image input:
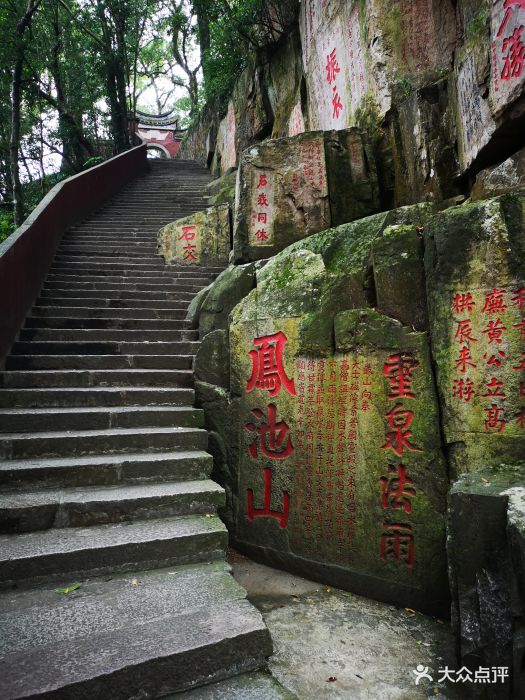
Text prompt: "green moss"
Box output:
[[354, 95, 384, 145]]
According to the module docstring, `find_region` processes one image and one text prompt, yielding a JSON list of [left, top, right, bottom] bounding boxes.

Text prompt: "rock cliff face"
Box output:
[[163, 0, 525, 693]]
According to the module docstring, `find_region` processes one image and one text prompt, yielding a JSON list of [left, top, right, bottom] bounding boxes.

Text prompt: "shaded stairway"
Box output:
[[0, 160, 272, 698]]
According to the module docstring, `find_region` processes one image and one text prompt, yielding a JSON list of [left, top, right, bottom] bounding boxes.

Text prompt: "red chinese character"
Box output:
[[332, 89, 343, 119], [513, 353, 525, 370], [246, 331, 296, 397], [247, 468, 290, 529], [485, 350, 507, 367], [453, 378, 476, 403], [482, 288, 507, 314], [453, 292, 476, 314], [179, 225, 196, 241], [514, 320, 525, 339], [245, 404, 293, 459], [501, 26, 525, 80], [382, 404, 422, 457], [512, 287, 525, 311], [325, 48, 340, 84], [455, 346, 477, 373], [257, 174, 268, 188], [482, 318, 507, 344], [380, 464, 416, 515], [380, 523, 414, 567], [257, 212, 267, 224], [255, 229, 268, 242], [498, 1, 525, 38], [183, 244, 197, 262], [258, 193, 269, 207], [455, 319, 478, 345], [481, 377, 507, 399], [516, 408, 525, 428], [383, 353, 419, 400], [484, 404, 506, 433], [520, 383, 525, 398]]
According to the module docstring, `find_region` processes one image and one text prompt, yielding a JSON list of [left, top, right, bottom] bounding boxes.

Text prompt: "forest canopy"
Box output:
[[0, 0, 296, 240]]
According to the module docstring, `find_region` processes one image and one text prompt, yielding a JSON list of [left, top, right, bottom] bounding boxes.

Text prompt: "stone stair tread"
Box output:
[[0, 478, 223, 513], [0, 450, 212, 474], [0, 595, 270, 699], [0, 426, 205, 440], [0, 513, 227, 572], [0, 561, 238, 652]]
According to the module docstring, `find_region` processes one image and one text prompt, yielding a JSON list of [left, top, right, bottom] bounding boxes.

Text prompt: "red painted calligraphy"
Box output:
[[484, 403, 506, 433], [247, 468, 290, 528], [455, 346, 477, 373], [512, 287, 525, 311], [380, 464, 416, 515], [380, 523, 414, 568], [454, 319, 478, 346], [382, 404, 422, 457], [482, 288, 507, 314], [453, 292, 475, 314], [453, 378, 476, 403], [482, 377, 507, 398], [483, 318, 507, 344], [247, 332, 296, 397], [383, 353, 419, 400], [245, 404, 293, 459]]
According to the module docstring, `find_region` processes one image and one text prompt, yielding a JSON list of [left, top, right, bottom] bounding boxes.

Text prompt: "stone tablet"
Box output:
[[230, 311, 448, 615], [490, 0, 525, 116], [158, 205, 230, 267], [425, 195, 525, 475]]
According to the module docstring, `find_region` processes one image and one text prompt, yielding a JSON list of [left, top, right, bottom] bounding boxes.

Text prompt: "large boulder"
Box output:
[[158, 205, 230, 267], [424, 194, 525, 477], [228, 203, 449, 615], [233, 129, 379, 263]]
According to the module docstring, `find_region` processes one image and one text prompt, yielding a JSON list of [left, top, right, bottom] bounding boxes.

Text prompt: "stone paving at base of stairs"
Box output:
[[223, 550, 469, 700]]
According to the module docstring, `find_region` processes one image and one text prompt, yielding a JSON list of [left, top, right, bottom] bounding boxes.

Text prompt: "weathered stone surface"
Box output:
[[226, 204, 448, 615], [371, 225, 428, 330], [215, 101, 237, 172], [324, 129, 380, 226], [472, 148, 525, 201], [233, 132, 330, 263], [385, 82, 461, 207], [448, 465, 525, 698], [233, 129, 379, 263], [424, 195, 525, 476], [207, 170, 238, 208], [195, 329, 230, 389], [185, 284, 212, 330], [158, 205, 230, 267], [198, 263, 258, 339]]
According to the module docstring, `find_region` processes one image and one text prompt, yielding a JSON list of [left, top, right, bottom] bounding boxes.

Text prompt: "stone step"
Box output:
[[18, 328, 198, 342], [6, 354, 193, 371], [0, 405, 204, 434], [0, 562, 271, 698], [0, 368, 194, 388], [47, 271, 209, 287], [0, 479, 224, 533], [176, 671, 294, 699], [0, 514, 227, 586], [43, 278, 210, 292], [28, 300, 188, 318], [0, 450, 213, 489], [54, 255, 164, 266], [34, 289, 191, 308], [25, 316, 190, 331], [0, 386, 195, 408], [10, 340, 200, 356], [0, 426, 207, 459], [55, 249, 159, 259], [40, 282, 212, 301]]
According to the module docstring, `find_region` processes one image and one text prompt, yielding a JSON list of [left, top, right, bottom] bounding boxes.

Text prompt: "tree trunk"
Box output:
[[9, 0, 42, 227]]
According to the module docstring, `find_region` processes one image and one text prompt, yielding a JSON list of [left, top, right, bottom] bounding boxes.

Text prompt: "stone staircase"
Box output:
[[0, 160, 272, 698]]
